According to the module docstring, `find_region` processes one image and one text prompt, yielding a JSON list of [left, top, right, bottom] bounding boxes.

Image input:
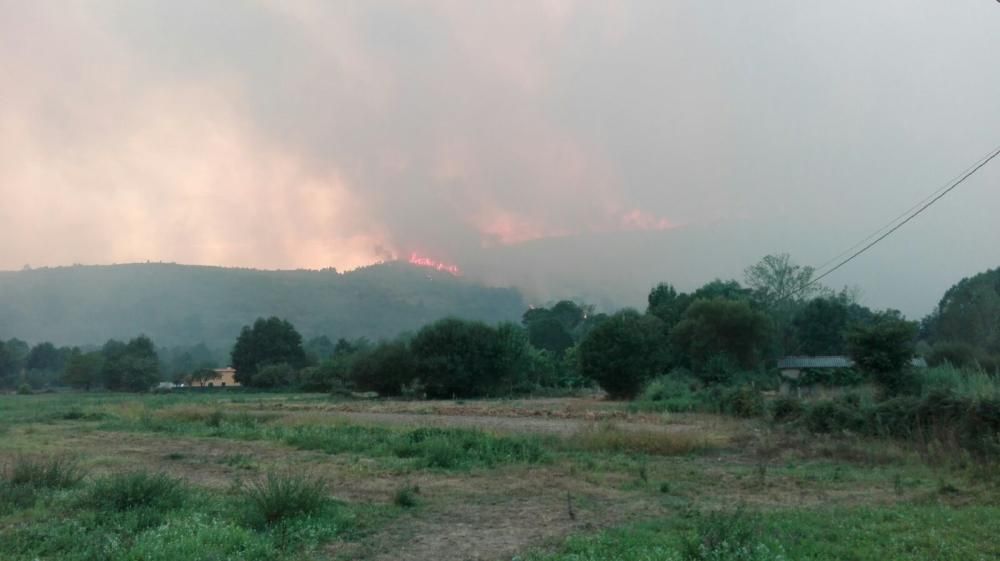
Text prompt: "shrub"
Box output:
[[240, 472, 329, 529], [0, 482, 36, 513], [770, 397, 804, 422], [681, 510, 786, 561], [634, 372, 707, 412], [723, 385, 765, 418], [206, 409, 224, 427], [804, 401, 865, 434], [867, 396, 921, 438], [4, 456, 85, 489], [393, 484, 420, 508], [16, 383, 32, 395], [86, 471, 186, 512]]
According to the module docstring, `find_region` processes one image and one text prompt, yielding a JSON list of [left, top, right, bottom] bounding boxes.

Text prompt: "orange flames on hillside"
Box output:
[[408, 252, 461, 276]]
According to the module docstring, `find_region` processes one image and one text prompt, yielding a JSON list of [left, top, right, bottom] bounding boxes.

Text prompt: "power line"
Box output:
[[803, 144, 1000, 292], [811, 147, 999, 275]]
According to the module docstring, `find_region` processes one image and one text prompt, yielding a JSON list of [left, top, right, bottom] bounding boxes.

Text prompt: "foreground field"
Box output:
[[0, 393, 997, 561]]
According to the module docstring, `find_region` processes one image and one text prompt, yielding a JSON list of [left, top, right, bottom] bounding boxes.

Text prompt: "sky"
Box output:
[[1, 0, 998, 318]]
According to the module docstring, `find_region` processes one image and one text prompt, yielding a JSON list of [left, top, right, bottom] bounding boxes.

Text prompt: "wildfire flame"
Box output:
[[408, 252, 461, 276]]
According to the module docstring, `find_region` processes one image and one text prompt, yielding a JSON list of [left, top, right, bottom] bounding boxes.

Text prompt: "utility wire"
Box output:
[[802, 144, 1000, 293], [811, 147, 999, 275]]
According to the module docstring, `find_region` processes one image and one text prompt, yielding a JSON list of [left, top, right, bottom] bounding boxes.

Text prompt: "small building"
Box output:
[[190, 367, 241, 388], [777, 355, 927, 396]]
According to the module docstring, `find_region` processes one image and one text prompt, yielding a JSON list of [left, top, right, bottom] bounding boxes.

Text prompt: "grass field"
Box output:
[[1, 392, 997, 561]]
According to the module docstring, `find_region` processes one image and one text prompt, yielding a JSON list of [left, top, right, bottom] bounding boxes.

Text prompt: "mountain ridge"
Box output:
[[0, 261, 526, 348]]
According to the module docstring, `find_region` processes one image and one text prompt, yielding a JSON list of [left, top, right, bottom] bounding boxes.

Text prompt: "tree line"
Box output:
[[2, 254, 996, 398]]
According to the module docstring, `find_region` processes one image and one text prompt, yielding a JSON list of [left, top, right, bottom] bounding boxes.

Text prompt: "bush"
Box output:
[[634, 372, 707, 412], [723, 385, 765, 418], [642, 372, 696, 402], [86, 471, 186, 512], [681, 510, 786, 561], [16, 383, 32, 395], [0, 482, 37, 513], [4, 456, 85, 489], [393, 484, 420, 508], [804, 400, 865, 434], [240, 472, 329, 529], [770, 397, 804, 422], [252, 363, 296, 388]]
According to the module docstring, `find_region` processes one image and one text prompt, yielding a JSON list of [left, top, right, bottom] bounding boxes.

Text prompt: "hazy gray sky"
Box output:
[[2, 1, 998, 317]]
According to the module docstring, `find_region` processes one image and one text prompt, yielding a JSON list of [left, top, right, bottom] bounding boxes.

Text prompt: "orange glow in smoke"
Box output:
[[408, 252, 462, 276]]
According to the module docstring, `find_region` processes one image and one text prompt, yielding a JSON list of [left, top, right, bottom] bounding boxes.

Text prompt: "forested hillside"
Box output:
[[0, 262, 525, 347]]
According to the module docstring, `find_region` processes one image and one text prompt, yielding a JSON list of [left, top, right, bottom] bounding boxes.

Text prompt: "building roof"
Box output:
[[777, 356, 928, 370], [778, 356, 853, 369]]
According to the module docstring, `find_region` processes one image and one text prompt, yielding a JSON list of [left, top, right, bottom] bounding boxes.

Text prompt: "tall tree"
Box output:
[[670, 299, 770, 379], [922, 267, 1000, 355], [26, 342, 68, 372], [98, 336, 160, 391], [578, 310, 667, 399], [744, 254, 827, 310], [646, 283, 692, 331], [230, 317, 307, 386], [63, 349, 104, 391], [847, 312, 918, 397]]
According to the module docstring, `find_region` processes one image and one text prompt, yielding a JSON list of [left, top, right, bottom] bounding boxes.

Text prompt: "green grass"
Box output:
[[0, 459, 394, 561], [85, 471, 187, 513], [524, 505, 1000, 561]]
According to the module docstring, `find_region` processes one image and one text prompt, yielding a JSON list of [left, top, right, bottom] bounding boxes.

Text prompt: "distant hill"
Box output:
[[0, 262, 526, 348]]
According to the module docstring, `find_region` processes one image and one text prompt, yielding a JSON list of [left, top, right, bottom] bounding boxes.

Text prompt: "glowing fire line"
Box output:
[[408, 253, 461, 276]]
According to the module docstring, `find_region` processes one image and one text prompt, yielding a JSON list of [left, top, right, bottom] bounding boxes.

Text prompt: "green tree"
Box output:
[[691, 279, 751, 303], [0, 338, 29, 388], [410, 318, 528, 398], [26, 342, 68, 372], [100, 336, 161, 391], [577, 310, 667, 399], [744, 253, 826, 309], [305, 335, 337, 363], [230, 317, 307, 386], [670, 299, 770, 380], [922, 267, 1000, 355], [792, 297, 850, 355], [646, 283, 692, 331], [62, 349, 103, 391], [350, 341, 417, 396], [847, 312, 919, 397], [526, 317, 575, 356]]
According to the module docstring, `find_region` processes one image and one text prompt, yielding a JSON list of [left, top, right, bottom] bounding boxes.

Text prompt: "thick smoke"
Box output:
[[1, 1, 999, 317]]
